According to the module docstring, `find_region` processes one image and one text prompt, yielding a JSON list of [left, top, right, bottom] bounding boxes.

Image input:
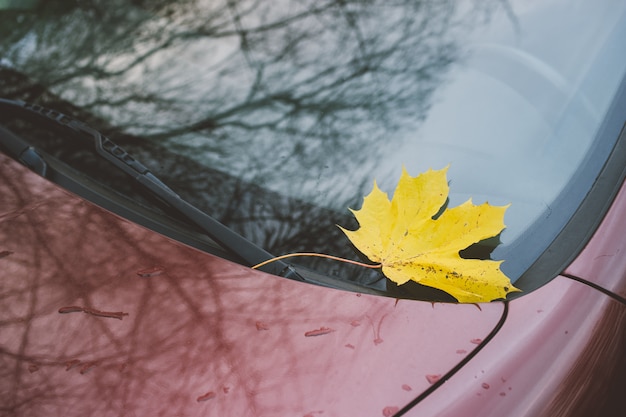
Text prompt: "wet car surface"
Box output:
[[2, 1, 626, 416], [1, 153, 506, 416]]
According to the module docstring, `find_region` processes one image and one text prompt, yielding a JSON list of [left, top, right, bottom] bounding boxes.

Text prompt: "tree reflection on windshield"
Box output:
[[0, 0, 504, 286], [0, 0, 503, 202]]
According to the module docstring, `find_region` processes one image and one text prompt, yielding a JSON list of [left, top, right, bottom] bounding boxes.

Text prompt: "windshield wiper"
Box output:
[[0, 98, 305, 281]]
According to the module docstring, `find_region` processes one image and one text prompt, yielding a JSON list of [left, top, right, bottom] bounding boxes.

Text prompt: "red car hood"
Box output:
[[0, 154, 505, 417]]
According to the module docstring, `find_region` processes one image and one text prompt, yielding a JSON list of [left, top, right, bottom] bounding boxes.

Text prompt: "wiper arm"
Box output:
[[0, 98, 305, 281]]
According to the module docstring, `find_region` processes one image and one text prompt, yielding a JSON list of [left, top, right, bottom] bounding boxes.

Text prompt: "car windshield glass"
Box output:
[[1, 0, 626, 294]]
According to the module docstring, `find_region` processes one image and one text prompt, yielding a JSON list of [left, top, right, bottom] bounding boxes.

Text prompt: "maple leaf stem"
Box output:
[[251, 252, 382, 271]]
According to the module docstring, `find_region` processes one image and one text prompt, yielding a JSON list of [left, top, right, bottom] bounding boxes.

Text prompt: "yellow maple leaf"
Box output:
[[339, 166, 520, 303]]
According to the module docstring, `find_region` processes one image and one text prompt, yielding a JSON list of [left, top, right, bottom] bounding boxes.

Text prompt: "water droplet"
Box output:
[[426, 374, 441, 384], [402, 384, 412, 391], [304, 327, 334, 337], [382, 406, 399, 417], [196, 391, 216, 402], [79, 362, 97, 374], [136, 266, 165, 277], [255, 321, 269, 331], [58, 306, 84, 314], [65, 359, 81, 371]]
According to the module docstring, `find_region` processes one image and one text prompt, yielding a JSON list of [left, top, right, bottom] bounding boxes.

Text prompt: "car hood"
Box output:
[[0, 153, 505, 417]]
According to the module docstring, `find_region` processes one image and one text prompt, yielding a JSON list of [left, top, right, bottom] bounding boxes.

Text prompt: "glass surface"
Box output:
[[1, 0, 626, 293]]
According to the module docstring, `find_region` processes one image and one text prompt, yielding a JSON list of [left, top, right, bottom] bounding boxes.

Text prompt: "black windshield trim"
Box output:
[[512, 77, 626, 296]]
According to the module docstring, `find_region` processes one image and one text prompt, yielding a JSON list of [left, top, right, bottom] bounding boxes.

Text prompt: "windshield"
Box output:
[[1, 0, 626, 294]]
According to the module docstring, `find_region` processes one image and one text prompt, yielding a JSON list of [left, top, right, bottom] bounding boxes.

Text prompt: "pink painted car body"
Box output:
[[1, 1, 626, 415], [1, 138, 626, 417], [0, 152, 504, 416]]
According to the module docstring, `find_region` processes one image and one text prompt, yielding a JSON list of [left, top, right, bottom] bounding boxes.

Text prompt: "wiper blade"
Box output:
[[0, 98, 305, 281]]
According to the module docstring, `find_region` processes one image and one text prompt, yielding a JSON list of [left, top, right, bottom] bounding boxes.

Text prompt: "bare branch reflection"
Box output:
[[0, 0, 504, 282], [0, 155, 504, 416]]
